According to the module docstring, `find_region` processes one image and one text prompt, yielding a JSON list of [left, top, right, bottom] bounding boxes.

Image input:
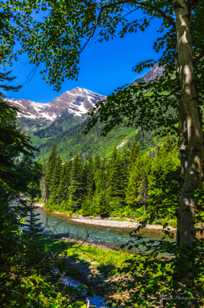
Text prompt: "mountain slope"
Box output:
[[36, 121, 138, 160], [9, 87, 105, 132], [9, 65, 161, 159], [9, 87, 137, 159]]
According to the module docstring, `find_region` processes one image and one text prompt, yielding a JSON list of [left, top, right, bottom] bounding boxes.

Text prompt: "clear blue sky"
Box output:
[[8, 19, 160, 102]]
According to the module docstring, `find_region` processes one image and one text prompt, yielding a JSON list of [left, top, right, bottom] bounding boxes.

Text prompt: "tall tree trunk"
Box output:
[[175, 0, 204, 251], [174, 3, 204, 302]]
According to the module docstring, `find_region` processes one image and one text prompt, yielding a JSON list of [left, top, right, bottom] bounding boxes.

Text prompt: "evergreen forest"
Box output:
[[44, 137, 181, 225]]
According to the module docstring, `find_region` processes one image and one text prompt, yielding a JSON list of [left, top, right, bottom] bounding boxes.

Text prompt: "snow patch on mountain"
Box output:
[[9, 88, 105, 122]]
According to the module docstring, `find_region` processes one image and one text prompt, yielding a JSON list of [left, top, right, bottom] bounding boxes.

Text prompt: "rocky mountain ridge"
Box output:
[[9, 87, 105, 124], [7, 66, 163, 158], [9, 65, 163, 126]]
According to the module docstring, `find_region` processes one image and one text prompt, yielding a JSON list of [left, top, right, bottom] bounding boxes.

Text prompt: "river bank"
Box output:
[[34, 202, 176, 237]]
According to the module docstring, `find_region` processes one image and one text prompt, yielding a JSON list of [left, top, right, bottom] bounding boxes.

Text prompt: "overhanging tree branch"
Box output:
[[80, 0, 175, 54], [100, 0, 175, 26]]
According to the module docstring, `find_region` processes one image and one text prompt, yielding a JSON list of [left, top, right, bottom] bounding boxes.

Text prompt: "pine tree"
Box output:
[[108, 148, 128, 209], [56, 160, 71, 207], [44, 146, 57, 202], [0, 72, 34, 265], [24, 205, 44, 239], [44, 146, 62, 205], [95, 191, 110, 218], [84, 157, 96, 198], [128, 142, 140, 164], [81, 157, 96, 215], [146, 138, 180, 220], [68, 154, 84, 211], [126, 151, 151, 210], [49, 155, 62, 205], [93, 157, 111, 217]]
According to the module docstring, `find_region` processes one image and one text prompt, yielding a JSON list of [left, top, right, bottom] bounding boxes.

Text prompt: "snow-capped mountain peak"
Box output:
[[9, 88, 105, 122]]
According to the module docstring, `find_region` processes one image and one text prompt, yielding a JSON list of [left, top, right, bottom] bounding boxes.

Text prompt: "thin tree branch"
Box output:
[[80, 8, 104, 54], [80, 0, 175, 55], [100, 0, 175, 26]]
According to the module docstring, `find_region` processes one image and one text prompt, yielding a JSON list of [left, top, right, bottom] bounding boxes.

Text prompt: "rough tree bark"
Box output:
[[175, 0, 204, 253]]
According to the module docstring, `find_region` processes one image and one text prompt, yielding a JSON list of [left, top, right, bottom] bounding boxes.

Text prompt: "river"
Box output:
[[36, 208, 169, 251]]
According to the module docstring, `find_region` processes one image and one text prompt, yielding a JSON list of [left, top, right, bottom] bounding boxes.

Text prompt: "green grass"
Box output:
[[45, 238, 132, 286], [63, 241, 131, 268], [45, 238, 131, 271]]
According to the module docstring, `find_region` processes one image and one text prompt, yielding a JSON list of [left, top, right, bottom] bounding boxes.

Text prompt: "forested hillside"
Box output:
[[43, 137, 180, 224], [12, 87, 139, 159], [33, 118, 138, 160]]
